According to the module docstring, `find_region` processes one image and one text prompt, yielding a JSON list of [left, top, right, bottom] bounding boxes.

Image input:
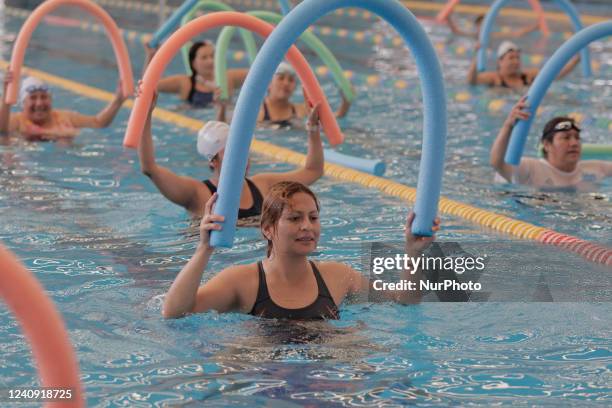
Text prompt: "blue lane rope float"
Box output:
[[477, 0, 592, 77], [149, 0, 198, 48], [211, 0, 446, 247], [506, 21, 612, 165]]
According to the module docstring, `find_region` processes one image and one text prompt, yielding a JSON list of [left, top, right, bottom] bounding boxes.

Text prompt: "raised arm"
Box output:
[[0, 71, 16, 135], [490, 96, 529, 181], [335, 91, 352, 119], [162, 193, 238, 318], [254, 103, 324, 191], [447, 12, 475, 38], [557, 55, 580, 79], [467, 42, 496, 86], [138, 91, 202, 211], [227, 68, 249, 97], [68, 81, 127, 129], [345, 211, 440, 304]]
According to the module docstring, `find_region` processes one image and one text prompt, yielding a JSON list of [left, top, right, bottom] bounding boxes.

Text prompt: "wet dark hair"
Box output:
[[260, 182, 320, 258], [474, 14, 484, 26], [540, 116, 579, 158], [188, 40, 214, 81]]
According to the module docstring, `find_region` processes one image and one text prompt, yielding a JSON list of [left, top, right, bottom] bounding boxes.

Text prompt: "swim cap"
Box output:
[[197, 121, 229, 160], [19, 76, 50, 106], [497, 41, 520, 59], [274, 62, 296, 77]]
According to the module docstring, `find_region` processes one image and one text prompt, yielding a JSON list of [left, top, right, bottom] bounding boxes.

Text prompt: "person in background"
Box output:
[[468, 41, 579, 88], [490, 96, 612, 189], [0, 73, 126, 141]]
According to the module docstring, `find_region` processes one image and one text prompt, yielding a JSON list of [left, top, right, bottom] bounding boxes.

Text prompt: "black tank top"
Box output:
[[250, 261, 340, 320], [262, 101, 297, 128], [500, 73, 530, 88], [188, 76, 214, 108], [202, 178, 263, 219]]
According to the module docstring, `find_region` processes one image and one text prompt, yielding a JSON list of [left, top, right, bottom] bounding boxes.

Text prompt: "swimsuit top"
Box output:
[[250, 261, 340, 320], [500, 73, 530, 88], [188, 76, 214, 108], [202, 178, 263, 219], [262, 101, 297, 128]]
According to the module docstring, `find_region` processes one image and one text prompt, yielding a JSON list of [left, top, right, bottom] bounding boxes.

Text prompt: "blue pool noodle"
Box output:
[[149, 0, 199, 48], [324, 149, 386, 176], [278, 0, 291, 15], [477, 0, 591, 77], [211, 0, 446, 247], [506, 21, 612, 165]]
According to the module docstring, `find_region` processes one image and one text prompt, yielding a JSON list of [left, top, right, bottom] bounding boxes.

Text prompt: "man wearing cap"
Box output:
[[468, 41, 579, 88], [0, 73, 127, 140], [138, 94, 325, 220], [490, 96, 612, 189]]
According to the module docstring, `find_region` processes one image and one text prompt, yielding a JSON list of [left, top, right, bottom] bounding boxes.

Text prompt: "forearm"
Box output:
[[304, 129, 324, 175], [335, 98, 351, 119], [95, 96, 124, 128], [0, 101, 10, 135], [163, 245, 212, 318], [139, 115, 158, 175], [558, 56, 579, 79], [490, 122, 512, 170], [468, 58, 478, 85]]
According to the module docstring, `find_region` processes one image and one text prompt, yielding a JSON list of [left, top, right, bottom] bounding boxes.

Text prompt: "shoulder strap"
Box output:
[[309, 261, 334, 300], [245, 178, 263, 209], [202, 179, 217, 194], [262, 101, 271, 121], [255, 261, 270, 302]]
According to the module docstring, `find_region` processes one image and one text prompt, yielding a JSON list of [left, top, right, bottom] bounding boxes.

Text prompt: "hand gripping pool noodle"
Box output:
[[149, 0, 199, 48], [180, 1, 257, 74], [324, 149, 386, 176], [436, 0, 549, 35], [506, 21, 612, 165], [215, 10, 355, 102], [0, 244, 84, 407], [477, 0, 590, 76], [5, 0, 134, 104], [211, 0, 446, 247], [123, 12, 342, 146], [279, 0, 292, 15]]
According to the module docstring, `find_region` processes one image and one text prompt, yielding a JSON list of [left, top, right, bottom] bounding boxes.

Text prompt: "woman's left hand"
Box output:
[[306, 102, 321, 132], [405, 211, 440, 257]]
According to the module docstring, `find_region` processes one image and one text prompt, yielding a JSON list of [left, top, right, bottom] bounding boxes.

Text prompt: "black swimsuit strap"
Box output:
[[309, 261, 334, 300], [187, 75, 196, 102], [262, 101, 271, 121]]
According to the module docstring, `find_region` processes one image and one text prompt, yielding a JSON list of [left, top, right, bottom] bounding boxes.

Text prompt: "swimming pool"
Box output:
[[1, 0, 611, 406]]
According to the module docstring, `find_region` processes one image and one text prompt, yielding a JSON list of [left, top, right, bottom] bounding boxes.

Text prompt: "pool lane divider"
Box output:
[[1, 60, 609, 265], [91, 0, 612, 25]]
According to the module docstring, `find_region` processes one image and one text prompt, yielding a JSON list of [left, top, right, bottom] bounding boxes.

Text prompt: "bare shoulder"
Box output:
[[219, 262, 260, 311], [313, 261, 362, 304]]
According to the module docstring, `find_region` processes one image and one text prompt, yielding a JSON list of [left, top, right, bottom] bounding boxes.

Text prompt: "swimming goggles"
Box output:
[[542, 121, 581, 139], [24, 84, 50, 94]]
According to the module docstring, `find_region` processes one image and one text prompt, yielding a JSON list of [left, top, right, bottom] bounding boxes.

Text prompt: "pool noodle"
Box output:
[[215, 10, 355, 102], [506, 21, 612, 165], [278, 0, 291, 15], [180, 1, 257, 74], [124, 11, 343, 148], [5, 0, 133, 104], [477, 0, 590, 76], [325, 148, 386, 176], [149, 0, 199, 48], [211, 0, 446, 247], [0, 243, 84, 407]]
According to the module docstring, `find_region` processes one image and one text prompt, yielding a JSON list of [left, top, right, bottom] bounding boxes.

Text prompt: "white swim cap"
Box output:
[[497, 41, 520, 59], [274, 62, 296, 77], [197, 121, 229, 160], [19, 76, 50, 106]]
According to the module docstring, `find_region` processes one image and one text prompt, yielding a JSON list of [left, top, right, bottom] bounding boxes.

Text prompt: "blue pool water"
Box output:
[[1, 0, 611, 406]]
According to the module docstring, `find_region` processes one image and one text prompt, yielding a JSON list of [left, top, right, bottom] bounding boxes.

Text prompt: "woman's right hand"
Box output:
[[199, 193, 224, 250], [504, 96, 530, 127]]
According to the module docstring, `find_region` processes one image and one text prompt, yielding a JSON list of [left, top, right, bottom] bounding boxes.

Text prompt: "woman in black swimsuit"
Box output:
[[468, 41, 579, 88], [144, 41, 248, 108], [162, 182, 440, 320], [254, 62, 352, 128]]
